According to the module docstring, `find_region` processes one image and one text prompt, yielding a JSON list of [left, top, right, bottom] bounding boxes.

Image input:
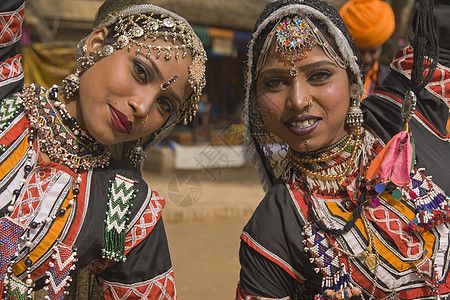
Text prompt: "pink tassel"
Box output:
[[366, 131, 413, 187]]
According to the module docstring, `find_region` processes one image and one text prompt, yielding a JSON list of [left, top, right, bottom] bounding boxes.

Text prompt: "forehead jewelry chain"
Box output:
[[160, 74, 179, 91], [275, 15, 317, 79]]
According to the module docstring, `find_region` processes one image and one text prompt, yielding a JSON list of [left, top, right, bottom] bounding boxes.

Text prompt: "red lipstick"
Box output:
[[109, 105, 133, 133]]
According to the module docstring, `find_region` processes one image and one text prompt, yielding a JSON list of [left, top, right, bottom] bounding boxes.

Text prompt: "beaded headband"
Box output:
[[69, 5, 207, 125], [110, 12, 206, 124]]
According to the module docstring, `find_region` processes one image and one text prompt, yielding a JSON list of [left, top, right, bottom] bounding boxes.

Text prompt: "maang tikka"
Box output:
[[274, 14, 348, 80]]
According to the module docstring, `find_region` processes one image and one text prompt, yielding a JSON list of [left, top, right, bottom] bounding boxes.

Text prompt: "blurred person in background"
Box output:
[[340, 0, 395, 99]]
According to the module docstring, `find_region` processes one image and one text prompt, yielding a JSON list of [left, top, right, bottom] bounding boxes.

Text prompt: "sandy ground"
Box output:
[[142, 163, 265, 300]]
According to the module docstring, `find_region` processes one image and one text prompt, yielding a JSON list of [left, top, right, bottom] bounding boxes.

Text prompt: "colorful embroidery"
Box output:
[[0, 3, 24, 47], [44, 243, 77, 300], [408, 169, 450, 231], [0, 55, 22, 86], [302, 223, 361, 300], [391, 46, 450, 108], [102, 174, 137, 262], [0, 218, 25, 281], [99, 268, 176, 300]]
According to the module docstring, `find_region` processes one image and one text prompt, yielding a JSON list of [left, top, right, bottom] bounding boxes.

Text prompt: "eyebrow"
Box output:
[[259, 60, 338, 77], [138, 53, 182, 108]]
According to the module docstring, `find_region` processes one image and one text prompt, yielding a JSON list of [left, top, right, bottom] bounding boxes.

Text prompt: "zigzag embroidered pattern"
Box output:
[[0, 93, 22, 131], [6, 275, 29, 300], [44, 243, 76, 300], [103, 174, 137, 262]]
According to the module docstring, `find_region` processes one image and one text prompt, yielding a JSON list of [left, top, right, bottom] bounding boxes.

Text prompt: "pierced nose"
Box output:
[[306, 97, 312, 108]]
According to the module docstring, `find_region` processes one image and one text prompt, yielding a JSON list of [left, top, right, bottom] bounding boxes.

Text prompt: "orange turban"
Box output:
[[339, 0, 395, 48]]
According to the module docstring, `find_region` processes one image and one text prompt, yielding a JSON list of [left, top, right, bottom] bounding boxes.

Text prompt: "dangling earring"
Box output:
[[128, 138, 147, 171], [62, 45, 114, 99], [62, 71, 81, 99], [346, 83, 364, 126], [62, 54, 95, 99]]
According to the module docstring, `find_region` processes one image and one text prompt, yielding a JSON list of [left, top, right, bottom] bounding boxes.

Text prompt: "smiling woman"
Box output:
[[236, 0, 450, 299], [0, 0, 206, 299]]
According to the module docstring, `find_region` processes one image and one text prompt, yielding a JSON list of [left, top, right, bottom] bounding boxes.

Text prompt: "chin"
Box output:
[[88, 131, 116, 146]]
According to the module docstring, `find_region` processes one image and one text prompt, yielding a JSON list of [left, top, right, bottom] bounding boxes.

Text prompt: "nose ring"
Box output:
[[306, 97, 312, 108], [141, 115, 148, 124]]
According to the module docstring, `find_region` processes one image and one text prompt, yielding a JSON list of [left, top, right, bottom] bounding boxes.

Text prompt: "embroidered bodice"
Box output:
[[0, 85, 175, 299]]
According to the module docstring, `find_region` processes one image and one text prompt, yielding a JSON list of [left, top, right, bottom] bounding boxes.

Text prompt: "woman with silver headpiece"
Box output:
[[236, 0, 450, 299], [0, 0, 206, 298]]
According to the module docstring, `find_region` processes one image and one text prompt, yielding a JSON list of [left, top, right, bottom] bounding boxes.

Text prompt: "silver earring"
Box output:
[[62, 71, 81, 99], [128, 138, 147, 171], [346, 83, 363, 126], [82, 45, 88, 54], [62, 53, 97, 99], [304, 140, 309, 145]]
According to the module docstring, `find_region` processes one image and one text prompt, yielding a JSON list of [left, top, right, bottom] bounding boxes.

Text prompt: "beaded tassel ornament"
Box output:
[[102, 174, 138, 262], [44, 243, 77, 300], [302, 223, 362, 300], [364, 90, 450, 232]]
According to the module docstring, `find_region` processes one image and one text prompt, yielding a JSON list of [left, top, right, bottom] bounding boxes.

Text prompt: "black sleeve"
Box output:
[[97, 218, 172, 284], [238, 181, 322, 298], [239, 241, 300, 298]]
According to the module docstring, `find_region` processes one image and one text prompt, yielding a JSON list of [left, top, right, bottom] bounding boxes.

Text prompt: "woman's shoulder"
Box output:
[[243, 178, 304, 247]]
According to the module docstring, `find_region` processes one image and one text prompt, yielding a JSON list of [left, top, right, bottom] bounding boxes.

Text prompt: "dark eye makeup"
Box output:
[[307, 70, 333, 82], [263, 77, 287, 88], [157, 97, 175, 114], [133, 59, 152, 84]]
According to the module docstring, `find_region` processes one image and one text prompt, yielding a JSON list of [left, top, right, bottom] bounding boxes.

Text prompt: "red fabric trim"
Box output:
[[0, 55, 22, 82], [376, 90, 450, 139], [125, 191, 164, 252], [240, 233, 304, 283], [99, 269, 176, 300], [391, 46, 450, 107], [0, 112, 27, 146], [0, 4, 24, 46]]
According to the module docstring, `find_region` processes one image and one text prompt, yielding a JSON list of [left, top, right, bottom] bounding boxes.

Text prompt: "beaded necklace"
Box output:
[[287, 125, 361, 183], [21, 83, 110, 172], [0, 83, 110, 299]]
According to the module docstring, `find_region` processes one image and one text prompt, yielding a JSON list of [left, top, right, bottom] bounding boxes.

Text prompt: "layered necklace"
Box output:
[[287, 125, 362, 193], [21, 83, 110, 171], [0, 83, 110, 299]]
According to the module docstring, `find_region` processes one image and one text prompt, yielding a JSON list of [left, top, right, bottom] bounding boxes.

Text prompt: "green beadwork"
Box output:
[[102, 174, 138, 262], [0, 95, 22, 132]]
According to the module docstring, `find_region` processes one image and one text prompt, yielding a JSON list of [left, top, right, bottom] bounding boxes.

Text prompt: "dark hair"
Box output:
[[410, 0, 438, 93]]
